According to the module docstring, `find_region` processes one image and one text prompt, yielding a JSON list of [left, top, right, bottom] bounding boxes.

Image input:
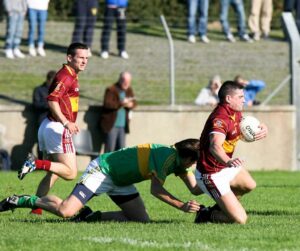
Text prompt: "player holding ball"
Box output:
[[195, 81, 268, 224]]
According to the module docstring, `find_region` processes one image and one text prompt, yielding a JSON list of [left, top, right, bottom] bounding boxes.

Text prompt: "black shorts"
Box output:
[[71, 183, 95, 205], [109, 193, 140, 205]]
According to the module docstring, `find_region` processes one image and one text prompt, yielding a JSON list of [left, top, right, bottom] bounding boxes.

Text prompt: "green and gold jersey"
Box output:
[[98, 143, 188, 186]]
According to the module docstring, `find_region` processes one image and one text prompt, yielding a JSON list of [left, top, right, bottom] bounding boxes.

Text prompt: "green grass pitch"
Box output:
[[0, 170, 299, 251]]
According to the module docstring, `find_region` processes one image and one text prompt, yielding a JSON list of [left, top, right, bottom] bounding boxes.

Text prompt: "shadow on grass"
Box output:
[[10, 218, 183, 224], [0, 94, 30, 106], [10, 218, 68, 224], [258, 184, 300, 188], [247, 210, 300, 216], [44, 42, 67, 54]]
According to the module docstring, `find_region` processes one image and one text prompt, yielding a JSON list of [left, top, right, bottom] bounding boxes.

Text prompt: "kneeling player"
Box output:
[[194, 81, 268, 224], [0, 139, 202, 222]]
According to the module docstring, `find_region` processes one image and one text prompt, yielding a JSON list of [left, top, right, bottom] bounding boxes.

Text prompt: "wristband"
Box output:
[[63, 121, 69, 128]]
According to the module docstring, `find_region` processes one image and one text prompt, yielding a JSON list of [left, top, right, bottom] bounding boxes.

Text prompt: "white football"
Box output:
[[239, 116, 261, 142]]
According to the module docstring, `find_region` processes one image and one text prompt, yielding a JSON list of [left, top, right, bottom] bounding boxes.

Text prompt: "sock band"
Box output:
[[35, 160, 51, 171]]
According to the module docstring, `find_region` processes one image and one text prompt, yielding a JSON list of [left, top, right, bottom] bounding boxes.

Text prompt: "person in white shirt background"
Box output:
[[194, 75, 222, 106]]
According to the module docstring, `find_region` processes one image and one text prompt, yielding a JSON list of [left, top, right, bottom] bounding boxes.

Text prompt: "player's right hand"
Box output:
[[226, 158, 244, 168], [181, 200, 201, 213], [66, 122, 79, 134]]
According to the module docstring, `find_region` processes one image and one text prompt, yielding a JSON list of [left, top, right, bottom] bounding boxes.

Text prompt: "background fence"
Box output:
[[0, 0, 292, 106]]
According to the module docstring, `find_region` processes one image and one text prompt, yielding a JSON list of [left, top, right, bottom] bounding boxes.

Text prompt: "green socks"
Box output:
[[17, 195, 39, 208]]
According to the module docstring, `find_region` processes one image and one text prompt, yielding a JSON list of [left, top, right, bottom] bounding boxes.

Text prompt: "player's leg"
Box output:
[[212, 191, 248, 224], [38, 182, 94, 218], [47, 153, 78, 180], [105, 193, 150, 222], [40, 195, 84, 218], [0, 193, 84, 219], [230, 167, 256, 198], [19, 119, 77, 180], [195, 167, 248, 224], [35, 172, 59, 197]]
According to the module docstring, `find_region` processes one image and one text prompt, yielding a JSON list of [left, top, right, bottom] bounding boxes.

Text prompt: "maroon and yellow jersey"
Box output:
[[47, 64, 79, 123], [197, 104, 242, 174]]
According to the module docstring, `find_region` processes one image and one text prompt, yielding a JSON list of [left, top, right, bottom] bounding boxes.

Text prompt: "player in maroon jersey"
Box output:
[[18, 42, 89, 215], [195, 81, 268, 224]]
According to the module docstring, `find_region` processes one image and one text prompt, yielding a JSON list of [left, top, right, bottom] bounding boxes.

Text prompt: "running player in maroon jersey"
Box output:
[[18, 42, 89, 215], [195, 81, 268, 224]]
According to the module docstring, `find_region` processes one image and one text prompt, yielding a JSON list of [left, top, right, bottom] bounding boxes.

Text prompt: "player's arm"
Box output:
[[254, 123, 268, 141], [150, 175, 200, 213], [209, 133, 244, 167], [48, 101, 79, 134], [179, 172, 203, 195]]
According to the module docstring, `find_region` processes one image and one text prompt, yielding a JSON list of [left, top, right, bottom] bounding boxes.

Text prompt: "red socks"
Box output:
[[31, 208, 43, 215], [35, 160, 51, 171]]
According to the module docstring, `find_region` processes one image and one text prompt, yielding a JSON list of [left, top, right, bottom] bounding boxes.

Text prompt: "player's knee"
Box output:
[[64, 168, 77, 180], [127, 213, 150, 223], [58, 208, 76, 218], [134, 215, 150, 223], [246, 179, 256, 192], [234, 214, 248, 224]]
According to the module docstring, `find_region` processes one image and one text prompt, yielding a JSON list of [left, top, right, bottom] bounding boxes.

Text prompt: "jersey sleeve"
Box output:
[[47, 80, 67, 102], [211, 116, 228, 135]]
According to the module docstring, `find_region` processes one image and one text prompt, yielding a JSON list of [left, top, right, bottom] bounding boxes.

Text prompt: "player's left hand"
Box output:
[[255, 123, 268, 141], [181, 200, 201, 213]]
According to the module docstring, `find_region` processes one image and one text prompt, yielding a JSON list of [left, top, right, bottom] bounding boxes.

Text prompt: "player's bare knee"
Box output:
[[246, 180, 256, 192], [58, 208, 75, 218], [64, 168, 77, 180], [234, 214, 248, 224]]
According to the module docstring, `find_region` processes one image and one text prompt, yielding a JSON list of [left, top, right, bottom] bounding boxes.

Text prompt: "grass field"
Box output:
[[0, 171, 299, 251], [0, 20, 290, 105]]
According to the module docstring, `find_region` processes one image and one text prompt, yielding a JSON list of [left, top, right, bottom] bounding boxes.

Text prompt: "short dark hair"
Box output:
[[67, 43, 88, 56], [174, 138, 200, 162], [218, 81, 244, 103], [46, 70, 56, 81]]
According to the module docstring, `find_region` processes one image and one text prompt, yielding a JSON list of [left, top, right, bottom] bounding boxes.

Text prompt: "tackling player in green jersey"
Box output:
[[0, 139, 203, 222]]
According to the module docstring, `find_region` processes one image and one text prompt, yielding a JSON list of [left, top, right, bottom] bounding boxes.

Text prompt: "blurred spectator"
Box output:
[[32, 70, 56, 158], [27, 0, 50, 57], [187, 0, 210, 44], [32, 70, 56, 125], [248, 0, 273, 41], [100, 0, 129, 59], [195, 75, 222, 106], [100, 72, 137, 152], [220, 0, 253, 42], [234, 75, 266, 106], [71, 0, 99, 57], [3, 0, 27, 59], [283, 0, 300, 33]]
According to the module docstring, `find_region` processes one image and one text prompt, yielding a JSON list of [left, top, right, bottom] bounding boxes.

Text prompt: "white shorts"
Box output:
[[195, 167, 241, 200], [38, 118, 75, 154], [78, 159, 138, 196]]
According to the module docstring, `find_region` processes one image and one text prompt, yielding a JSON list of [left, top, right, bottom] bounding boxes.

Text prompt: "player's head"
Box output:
[[118, 71, 132, 90], [66, 43, 89, 73], [67, 43, 88, 57], [46, 70, 56, 85], [174, 139, 200, 166], [218, 81, 245, 111]]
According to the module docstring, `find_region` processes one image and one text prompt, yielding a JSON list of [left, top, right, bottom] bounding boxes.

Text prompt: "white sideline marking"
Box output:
[[83, 236, 212, 249]]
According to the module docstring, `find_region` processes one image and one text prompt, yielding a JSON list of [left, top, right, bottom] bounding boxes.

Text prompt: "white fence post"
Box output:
[[282, 12, 300, 170], [160, 15, 175, 106]]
